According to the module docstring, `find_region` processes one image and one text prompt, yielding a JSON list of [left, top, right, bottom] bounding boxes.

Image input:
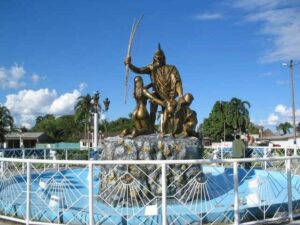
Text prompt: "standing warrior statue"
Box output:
[[124, 44, 184, 132]]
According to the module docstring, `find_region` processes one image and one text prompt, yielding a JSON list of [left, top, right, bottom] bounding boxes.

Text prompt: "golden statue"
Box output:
[[131, 76, 152, 137], [125, 44, 183, 132], [142, 90, 177, 138], [124, 44, 198, 138], [174, 93, 198, 137], [121, 76, 151, 138]]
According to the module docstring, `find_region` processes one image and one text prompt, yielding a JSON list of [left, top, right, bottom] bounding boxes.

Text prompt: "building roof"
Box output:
[[5, 132, 47, 140], [261, 134, 300, 141]]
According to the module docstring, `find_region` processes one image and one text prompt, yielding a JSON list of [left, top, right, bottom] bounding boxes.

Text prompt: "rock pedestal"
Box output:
[[98, 134, 203, 206]]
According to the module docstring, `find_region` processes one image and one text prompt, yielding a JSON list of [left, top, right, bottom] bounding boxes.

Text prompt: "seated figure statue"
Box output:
[[121, 76, 151, 138], [174, 93, 198, 137]]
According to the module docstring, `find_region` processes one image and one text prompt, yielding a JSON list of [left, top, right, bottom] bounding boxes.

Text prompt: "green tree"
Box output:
[[202, 98, 251, 141], [297, 122, 300, 133], [276, 122, 292, 135], [55, 115, 81, 142], [247, 122, 260, 134], [31, 114, 57, 140], [104, 117, 134, 133], [226, 97, 250, 134], [218, 101, 229, 141], [32, 114, 81, 142], [202, 101, 234, 141], [0, 106, 14, 143], [74, 94, 92, 140]]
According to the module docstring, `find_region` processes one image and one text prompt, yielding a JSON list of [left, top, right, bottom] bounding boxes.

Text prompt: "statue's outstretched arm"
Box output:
[[125, 56, 151, 74], [129, 64, 151, 74], [142, 89, 165, 106]]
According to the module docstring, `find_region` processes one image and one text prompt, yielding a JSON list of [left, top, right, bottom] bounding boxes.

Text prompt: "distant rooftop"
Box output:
[[261, 134, 300, 141], [5, 132, 47, 140]]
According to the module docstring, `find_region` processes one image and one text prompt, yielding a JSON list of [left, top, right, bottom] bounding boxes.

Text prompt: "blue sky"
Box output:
[[0, 0, 299, 130]]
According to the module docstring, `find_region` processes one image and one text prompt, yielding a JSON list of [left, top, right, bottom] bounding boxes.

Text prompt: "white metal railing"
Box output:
[[0, 155, 300, 225], [203, 146, 300, 161], [0, 148, 93, 161], [1, 146, 299, 162]]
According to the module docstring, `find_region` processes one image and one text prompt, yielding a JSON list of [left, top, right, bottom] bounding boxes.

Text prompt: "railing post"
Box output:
[[26, 162, 31, 225], [65, 149, 68, 160], [287, 158, 293, 222], [234, 161, 239, 225], [22, 149, 26, 174], [43, 149, 47, 171], [285, 147, 288, 157], [264, 147, 268, 170], [0, 150, 3, 174], [89, 163, 94, 225], [161, 163, 167, 225], [221, 146, 224, 166], [65, 149, 68, 168]]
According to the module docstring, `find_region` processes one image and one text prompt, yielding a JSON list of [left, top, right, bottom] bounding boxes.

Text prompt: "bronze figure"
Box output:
[[121, 76, 151, 138], [131, 76, 151, 137], [125, 44, 183, 132], [124, 44, 198, 138], [174, 93, 198, 137]]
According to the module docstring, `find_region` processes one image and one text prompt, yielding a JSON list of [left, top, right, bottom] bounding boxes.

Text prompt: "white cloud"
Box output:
[[267, 113, 279, 125], [276, 80, 289, 85], [31, 73, 45, 84], [0, 64, 26, 89], [262, 104, 300, 127], [49, 90, 81, 115], [233, 0, 300, 63], [275, 104, 288, 115], [0, 64, 46, 88], [79, 82, 87, 91], [4, 88, 82, 128], [234, 0, 280, 11], [259, 72, 273, 77], [193, 13, 223, 21], [10, 64, 25, 80]]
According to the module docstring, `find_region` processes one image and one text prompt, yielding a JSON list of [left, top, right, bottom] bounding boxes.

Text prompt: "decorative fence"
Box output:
[[0, 146, 300, 225]]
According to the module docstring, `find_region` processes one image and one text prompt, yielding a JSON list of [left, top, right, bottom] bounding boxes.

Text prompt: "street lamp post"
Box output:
[[283, 60, 298, 155]]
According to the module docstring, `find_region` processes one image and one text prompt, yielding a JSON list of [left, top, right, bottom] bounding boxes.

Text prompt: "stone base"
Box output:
[[98, 134, 204, 206]]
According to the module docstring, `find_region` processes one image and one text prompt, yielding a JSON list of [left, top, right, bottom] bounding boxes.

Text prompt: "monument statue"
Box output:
[[124, 44, 198, 138], [122, 76, 152, 138], [125, 44, 184, 130], [99, 42, 203, 208], [174, 93, 198, 137]]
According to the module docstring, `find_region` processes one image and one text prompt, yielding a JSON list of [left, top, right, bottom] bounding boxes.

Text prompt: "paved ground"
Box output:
[[290, 221, 300, 225], [0, 220, 20, 225]]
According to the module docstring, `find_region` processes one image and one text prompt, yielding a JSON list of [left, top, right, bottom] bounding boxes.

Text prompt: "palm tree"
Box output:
[[227, 98, 251, 134], [0, 106, 14, 143], [217, 101, 228, 141], [276, 122, 292, 135], [74, 94, 92, 140]]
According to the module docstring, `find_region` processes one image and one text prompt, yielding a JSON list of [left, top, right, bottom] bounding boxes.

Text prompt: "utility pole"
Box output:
[[283, 60, 298, 155]]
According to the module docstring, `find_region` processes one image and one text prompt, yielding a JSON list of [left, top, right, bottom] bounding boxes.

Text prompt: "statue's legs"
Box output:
[[149, 102, 158, 132]]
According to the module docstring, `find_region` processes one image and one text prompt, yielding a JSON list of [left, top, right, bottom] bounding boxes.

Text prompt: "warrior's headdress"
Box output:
[[153, 43, 166, 65]]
